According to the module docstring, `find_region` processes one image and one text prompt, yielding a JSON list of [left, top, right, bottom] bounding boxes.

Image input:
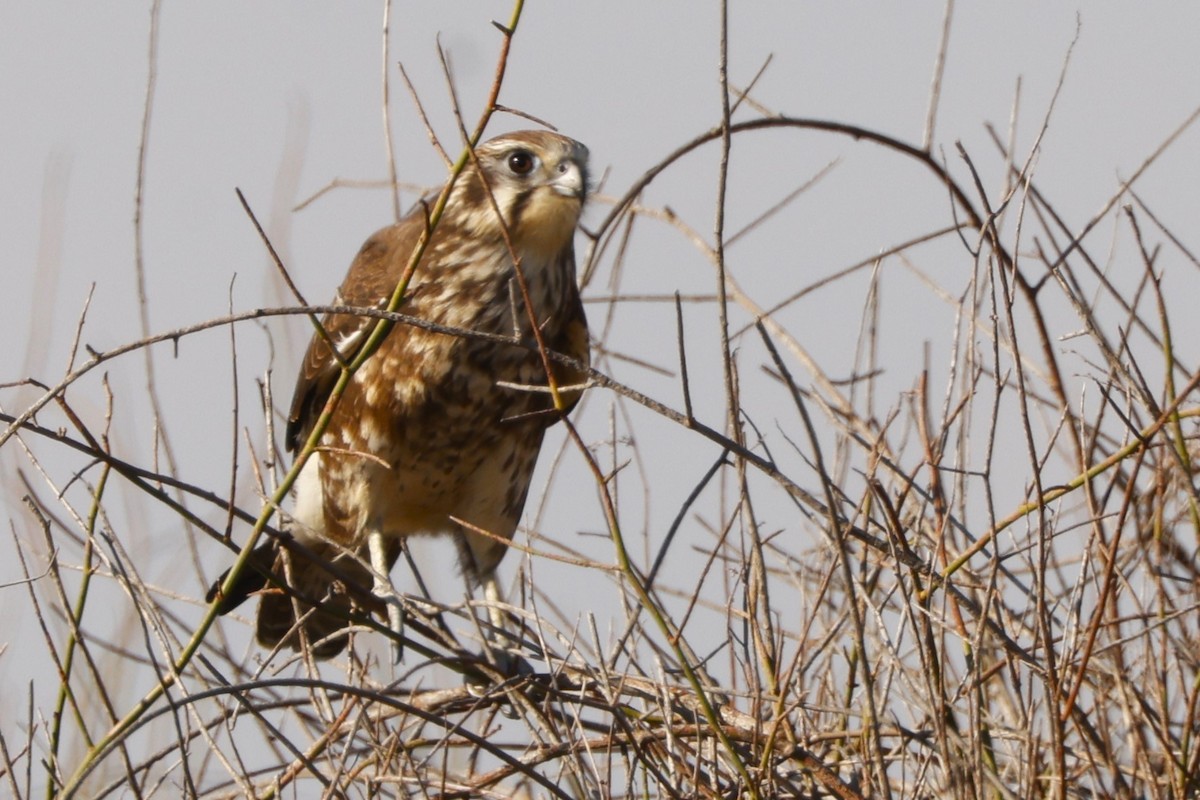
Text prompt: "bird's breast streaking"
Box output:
[[207, 129, 593, 661]]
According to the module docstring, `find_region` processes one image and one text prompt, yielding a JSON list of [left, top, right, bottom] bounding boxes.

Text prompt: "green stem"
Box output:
[[46, 463, 109, 798]]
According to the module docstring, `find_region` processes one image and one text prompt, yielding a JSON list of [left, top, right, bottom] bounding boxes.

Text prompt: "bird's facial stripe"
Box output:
[[488, 181, 525, 226], [453, 172, 519, 233]]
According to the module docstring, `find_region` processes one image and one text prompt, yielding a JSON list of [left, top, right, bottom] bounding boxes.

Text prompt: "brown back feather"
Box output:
[[285, 213, 425, 452]]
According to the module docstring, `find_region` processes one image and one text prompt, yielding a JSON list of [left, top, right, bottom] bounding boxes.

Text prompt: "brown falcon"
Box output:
[[208, 130, 591, 659]]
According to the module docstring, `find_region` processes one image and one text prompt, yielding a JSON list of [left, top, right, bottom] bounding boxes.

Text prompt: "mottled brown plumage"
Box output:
[[208, 131, 591, 658]]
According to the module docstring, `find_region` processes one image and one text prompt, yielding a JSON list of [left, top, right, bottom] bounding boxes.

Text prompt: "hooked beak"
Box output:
[[550, 158, 587, 200]]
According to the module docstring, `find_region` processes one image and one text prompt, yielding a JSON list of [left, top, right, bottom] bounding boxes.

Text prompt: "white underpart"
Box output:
[[291, 455, 326, 545]]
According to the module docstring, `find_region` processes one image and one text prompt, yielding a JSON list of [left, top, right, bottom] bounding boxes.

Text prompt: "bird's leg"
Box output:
[[482, 573, 509, 644], [479, 572, 533, 677], [367, 530, 404, 663], [464, 572, 532, 719]]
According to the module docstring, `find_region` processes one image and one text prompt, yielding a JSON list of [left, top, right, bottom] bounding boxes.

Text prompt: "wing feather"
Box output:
[[547, 277, 591, 416], [285, 212, 425, 452]]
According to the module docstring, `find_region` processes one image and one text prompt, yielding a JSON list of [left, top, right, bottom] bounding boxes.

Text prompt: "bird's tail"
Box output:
[[206, 540, 379, 660]]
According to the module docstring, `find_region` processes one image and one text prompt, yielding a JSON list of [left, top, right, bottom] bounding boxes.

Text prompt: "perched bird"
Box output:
[[208, 130, 591, 659]]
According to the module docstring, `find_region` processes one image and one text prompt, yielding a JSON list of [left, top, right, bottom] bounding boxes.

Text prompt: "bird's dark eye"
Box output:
[[507, 150, 536, 175]]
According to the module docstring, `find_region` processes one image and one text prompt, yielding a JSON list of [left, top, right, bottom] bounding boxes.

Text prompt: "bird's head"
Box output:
[[454, 130, 589, 261]]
